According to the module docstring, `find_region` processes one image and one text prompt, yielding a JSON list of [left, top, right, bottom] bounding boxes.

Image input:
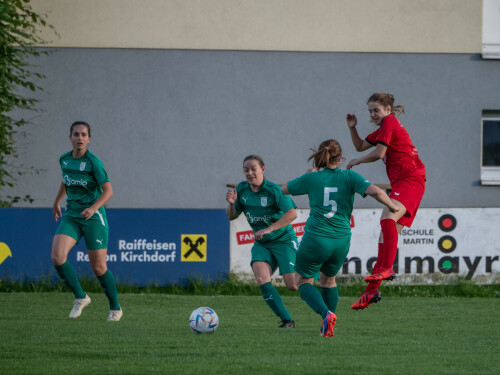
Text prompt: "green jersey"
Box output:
[[59, 150, 109, 215], [287, 168, 371, 238], [235, 180, 297, 244]]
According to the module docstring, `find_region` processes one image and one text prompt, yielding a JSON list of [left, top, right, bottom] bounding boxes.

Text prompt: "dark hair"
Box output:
[[70, 121, 91, 137], [308, 139, 342, 169], [367, 93, 405, 117], [243, 155, 265, 168]]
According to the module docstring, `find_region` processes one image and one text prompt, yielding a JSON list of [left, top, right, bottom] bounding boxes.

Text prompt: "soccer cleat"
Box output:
[[69, 294, 91, 319], [351, 289, 382, 310], [320, 311, 337, 337], [364, 268, 396, 282], [107, 309, 123, 322], [278, 320, 296, 328]]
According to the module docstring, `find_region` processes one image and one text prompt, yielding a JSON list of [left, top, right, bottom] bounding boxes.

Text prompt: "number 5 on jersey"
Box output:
[[323, 187, 338, 218]]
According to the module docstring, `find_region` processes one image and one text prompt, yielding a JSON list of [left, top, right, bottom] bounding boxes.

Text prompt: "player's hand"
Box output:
[[80, 207, 96, 220], [52, 204, 62, 222], [306, 167, 317, 173], [346, 158, 360, 169], [226, 189, 237, 204], [346, 114, 358, 128], [254, 227, 272, 240]]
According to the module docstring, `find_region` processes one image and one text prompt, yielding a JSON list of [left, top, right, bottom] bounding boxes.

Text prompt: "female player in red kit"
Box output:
[[346, 93, 426, 310]]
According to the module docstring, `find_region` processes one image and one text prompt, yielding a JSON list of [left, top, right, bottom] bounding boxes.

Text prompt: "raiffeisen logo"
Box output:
[[0, 242, 12, 265], [63, 175, 87, 187], [76, 238, 177, 263]]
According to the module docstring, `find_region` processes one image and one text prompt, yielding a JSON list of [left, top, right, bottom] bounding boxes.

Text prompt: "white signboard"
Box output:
[[230, 208, 500, 284]]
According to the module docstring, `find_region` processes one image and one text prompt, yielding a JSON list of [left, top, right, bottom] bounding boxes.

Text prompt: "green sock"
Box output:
[[259, 282, 292, 321], [299, 283, 330, 319], [321, 286, 339, 314], [55, 261, 86, 299], [97, 270, 120, 310]]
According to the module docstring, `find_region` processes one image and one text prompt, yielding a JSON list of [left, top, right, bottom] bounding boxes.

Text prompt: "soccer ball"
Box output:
[[189, 307, 219, 334]]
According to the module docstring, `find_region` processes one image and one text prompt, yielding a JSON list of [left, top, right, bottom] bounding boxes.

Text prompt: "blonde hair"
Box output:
[[308, 139, 342, 169]]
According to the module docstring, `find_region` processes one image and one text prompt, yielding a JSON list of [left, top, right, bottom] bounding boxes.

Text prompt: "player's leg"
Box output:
[[83, 214, 122, 321], [364, 200, 407, 282], [366, 177, 425, 283], [295, 233, 337, 336], [297, 273, 336, 337], [87, 249, 122, 321], [52, 218, 91, 318], [252, 260, 293, 327], [274, 239, 298, 291], [319, 236, 349, 314], [52, 233, 84, 297], [319, 274, 339, 314]]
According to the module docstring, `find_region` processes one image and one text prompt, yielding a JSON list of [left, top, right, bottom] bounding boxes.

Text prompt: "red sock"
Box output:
[[366, 243, 384, 291], [380, 219, 398, 270]]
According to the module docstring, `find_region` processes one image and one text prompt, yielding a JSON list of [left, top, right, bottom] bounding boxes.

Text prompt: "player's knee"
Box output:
[[254, 275, 271, 285], [91, 264, 107, 277], [51, 251, 66, 266], [284, 277, 298, 291]]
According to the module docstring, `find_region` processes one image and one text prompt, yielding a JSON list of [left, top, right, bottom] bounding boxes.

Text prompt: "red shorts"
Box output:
[[389, 175, 426, 228]]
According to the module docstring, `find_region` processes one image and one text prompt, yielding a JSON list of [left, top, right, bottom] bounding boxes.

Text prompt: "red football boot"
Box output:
[[351, 289, 382, 310], [364, 268, 396, 282], [319, 311, 337, 337]]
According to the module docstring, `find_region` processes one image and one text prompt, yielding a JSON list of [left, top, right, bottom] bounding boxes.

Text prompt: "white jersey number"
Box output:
[[323, 187, 338, 218]]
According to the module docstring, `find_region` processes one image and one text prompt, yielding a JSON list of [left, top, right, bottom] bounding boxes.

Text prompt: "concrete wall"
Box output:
[[4, 1, 499, 209], [7, 49, 500, 209], [31, 0, 481, 52]]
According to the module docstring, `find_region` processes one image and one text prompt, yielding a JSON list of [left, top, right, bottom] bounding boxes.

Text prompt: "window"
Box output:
[[481, 110, 500, 185]]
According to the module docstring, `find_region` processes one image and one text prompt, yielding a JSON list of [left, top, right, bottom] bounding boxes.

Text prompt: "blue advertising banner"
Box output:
[[0, 209, 230, 286]]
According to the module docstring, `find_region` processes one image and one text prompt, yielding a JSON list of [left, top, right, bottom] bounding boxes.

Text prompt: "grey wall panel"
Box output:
[[7, 49, 500, 209]]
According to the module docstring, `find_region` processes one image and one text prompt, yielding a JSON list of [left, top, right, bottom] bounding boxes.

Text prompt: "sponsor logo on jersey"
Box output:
[[241, 196, 248, 203], [245, 212, 272, 224], [63, 175, 88, 187]]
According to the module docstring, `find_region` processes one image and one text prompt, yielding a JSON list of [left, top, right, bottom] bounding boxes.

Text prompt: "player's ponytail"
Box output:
[[308, 139, 342, 169], [367, 93, 405, 117]]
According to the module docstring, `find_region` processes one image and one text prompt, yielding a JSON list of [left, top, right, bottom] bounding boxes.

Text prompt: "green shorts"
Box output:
[[295, 231, 351, 278], [251, 238, 298, 275], [55, 209, 109, 250]]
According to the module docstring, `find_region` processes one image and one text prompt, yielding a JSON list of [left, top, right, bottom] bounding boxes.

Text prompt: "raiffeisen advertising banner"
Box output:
[[0, 209, 229, 286], [230, 208, 500, 284]]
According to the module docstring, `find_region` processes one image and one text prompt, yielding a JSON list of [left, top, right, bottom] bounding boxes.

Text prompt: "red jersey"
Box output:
[[365, 114, 426, 184]]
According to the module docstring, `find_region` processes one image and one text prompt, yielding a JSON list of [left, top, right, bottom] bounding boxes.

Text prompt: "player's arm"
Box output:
[[281, 183, 290, 195], [225, 188, 239, 220], [52, 182, 67, 221], [365, 184, 398, 213], [346, 114, 372, 152], [254, 208, 297, 240], [80, 182, 114, 220], [347, 143, 387, 169]]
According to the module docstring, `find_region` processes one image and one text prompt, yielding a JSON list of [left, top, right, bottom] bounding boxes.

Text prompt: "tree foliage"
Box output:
[[0, 0, 55, 206]]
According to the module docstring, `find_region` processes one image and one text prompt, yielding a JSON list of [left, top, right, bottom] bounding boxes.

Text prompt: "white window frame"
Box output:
[[480, 111, 500, 185], [482, 0, 500, 59]]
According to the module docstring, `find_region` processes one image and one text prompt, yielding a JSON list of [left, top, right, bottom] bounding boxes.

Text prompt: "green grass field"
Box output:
[[0, 293, 498, 375]]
